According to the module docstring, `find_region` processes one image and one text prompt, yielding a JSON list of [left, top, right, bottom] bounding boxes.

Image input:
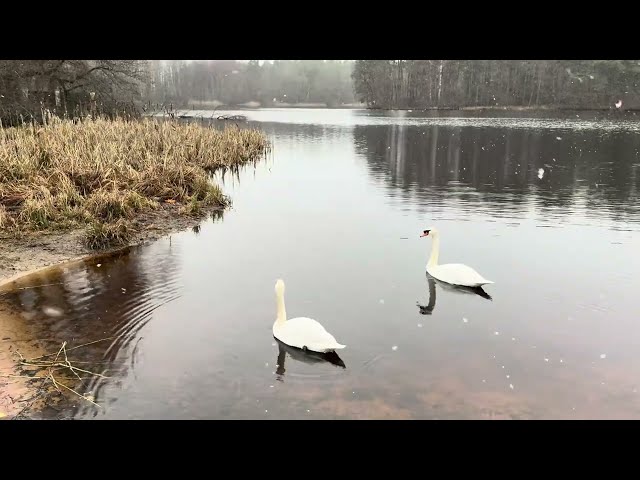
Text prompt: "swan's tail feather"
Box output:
[[327, 343, 346, 351]]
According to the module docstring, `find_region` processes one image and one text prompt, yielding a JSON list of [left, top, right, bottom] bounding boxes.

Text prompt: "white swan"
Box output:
[[272, 279, 346, 353], [420, 228, 494, 288]]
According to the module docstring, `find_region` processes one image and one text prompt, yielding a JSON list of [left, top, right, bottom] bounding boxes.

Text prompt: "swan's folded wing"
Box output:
[[280, 317, 344, 351], [435, 263, 493, 286]]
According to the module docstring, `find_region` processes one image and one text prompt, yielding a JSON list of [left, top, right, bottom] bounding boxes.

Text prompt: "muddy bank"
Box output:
[[0, 203, 221, 287], [0, 301, 51, 419], [1, 203, 223, 419], [0, 299, 97, 420]]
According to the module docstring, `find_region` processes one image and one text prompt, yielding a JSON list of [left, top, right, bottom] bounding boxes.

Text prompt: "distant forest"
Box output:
[[352, 60, 640, 110], [145, 60, 357, 108], [2, 60, 640, 125]]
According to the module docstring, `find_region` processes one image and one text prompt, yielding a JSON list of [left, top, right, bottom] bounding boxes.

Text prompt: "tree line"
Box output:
[[145, 60, 356, 108], [0, 60, 357, 124], [351, 60, 640, 110], [4, 60, 640, 125], [0, 60, 145, 124]]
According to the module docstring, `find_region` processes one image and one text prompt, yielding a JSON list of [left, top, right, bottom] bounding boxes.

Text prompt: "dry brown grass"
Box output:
[[0, 114, 269, 248]]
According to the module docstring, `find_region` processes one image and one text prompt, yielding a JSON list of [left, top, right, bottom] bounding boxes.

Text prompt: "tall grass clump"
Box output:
[[0, 115, 270, 248], [0, 205, 13, 229], [85, 219, 133, 250]]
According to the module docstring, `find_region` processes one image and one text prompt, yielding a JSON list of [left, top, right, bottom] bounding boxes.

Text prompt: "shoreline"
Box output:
[[363, 105, 638, 113], [0, 202, 222, 289], [0, 116, 269, 289], [0, 116, 269, 418], [0, 203, 223, 419], [157, 103, 635, 113], [150, 105, 638, 122]]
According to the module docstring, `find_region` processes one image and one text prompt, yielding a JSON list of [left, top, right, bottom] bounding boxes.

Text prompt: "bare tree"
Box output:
[[0, 60, 146, 124]]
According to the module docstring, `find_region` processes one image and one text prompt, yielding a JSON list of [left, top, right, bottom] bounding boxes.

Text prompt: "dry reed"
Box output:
[[0, 115, 269, 248]]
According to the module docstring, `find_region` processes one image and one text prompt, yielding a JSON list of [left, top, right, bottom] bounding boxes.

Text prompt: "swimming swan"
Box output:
[[272, 279, 346, 353], [420, 228, 494, 288]]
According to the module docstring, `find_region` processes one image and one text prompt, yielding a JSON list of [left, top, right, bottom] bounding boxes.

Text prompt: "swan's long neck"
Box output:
[[428, 236, 440, 268], [275, 290, 287, 326]]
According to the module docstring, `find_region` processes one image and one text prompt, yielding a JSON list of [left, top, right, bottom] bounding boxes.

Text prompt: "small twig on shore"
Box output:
[[19, 361, 109, 379], [0, 337, 66, 343], [53, 377, 101, 408], [10, 342, 65, 419], [63, 342, 84, 385], [9, 339, 110, 417], [48, 371, 60, 392], [0, 373, 99, 380], [28, 336, 115, 361], [66, 336, 116, 352], [0, 283, 65, 297]]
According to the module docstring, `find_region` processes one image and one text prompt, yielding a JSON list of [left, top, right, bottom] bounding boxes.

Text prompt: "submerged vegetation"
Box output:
[[0, 114, 270, 249]]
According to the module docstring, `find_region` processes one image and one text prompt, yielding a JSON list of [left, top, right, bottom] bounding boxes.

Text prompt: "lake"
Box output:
[[2, 108, 640, 419]]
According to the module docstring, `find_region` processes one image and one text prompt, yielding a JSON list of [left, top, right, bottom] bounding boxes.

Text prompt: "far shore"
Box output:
[[367, 105, 637, 112], [149, 104, 637, 120]]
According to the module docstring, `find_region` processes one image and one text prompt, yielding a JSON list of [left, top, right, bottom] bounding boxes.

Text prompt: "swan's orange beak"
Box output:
[[420, 231, 429, 238]]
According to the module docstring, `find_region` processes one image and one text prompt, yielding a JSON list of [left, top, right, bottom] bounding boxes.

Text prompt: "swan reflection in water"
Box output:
[[274, 338, 346, 380], [417, 274, 492, 315]]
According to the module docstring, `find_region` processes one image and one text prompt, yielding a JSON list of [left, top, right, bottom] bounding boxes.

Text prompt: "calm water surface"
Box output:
[[3, 108, 640, 419]]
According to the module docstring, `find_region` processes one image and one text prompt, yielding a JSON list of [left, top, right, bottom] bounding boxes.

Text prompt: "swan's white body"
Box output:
[[422, 228, 494, 288], [272, 279, 345, 353]]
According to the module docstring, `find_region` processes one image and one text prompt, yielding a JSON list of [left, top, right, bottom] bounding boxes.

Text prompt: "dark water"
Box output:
[[3, 108, 640, 419]]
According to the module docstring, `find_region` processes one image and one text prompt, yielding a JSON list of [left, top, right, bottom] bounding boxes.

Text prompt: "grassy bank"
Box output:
[[0, 115, 269, 250]]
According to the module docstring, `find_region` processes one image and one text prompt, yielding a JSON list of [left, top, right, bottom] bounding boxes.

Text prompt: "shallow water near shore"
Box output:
[[2, 108, 640, 419]]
